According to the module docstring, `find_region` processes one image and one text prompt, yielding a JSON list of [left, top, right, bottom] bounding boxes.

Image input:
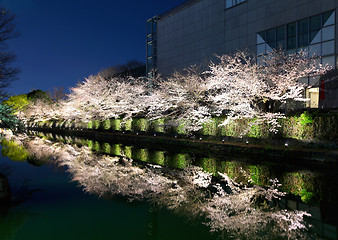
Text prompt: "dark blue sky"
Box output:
[[0, 0, 186, 95]]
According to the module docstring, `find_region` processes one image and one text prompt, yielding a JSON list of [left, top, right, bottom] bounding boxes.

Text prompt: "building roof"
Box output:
[[159, 0, 201, 20]]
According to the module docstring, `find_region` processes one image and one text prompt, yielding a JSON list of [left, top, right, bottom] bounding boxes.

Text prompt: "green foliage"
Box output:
[[300, 189, 315, 203], [123, 119, 132, 131], [87, 140, 94, 149], [201, 158, 217, 175], [3, 94, 29, 113], [133, 118, 148, 132], [248, 165, 270, 186], [102, 143, 111, 154], [221, 162, 273, 186], [201, 119, 217, 136], [92, 120, 100, 130], [151, 118, 165, 133], [248, 119, 265, 138], [111, 119, 121, 131], [111, 144, 122, 156], [281, 111, 315, 140], [299, 111, 313, 126], [27, 89, 50, 102], [28, 109, 338, 143], [174, 122, 186, 135], [123, 146, 132, 158], [171, 153, 189, 169], [223, 162, 236, 179], [134, 148, 149, 162], [1, 139, 29, 161], [102, 119, 111, 130], [93, 141, 100, 151], [224, 120, 237, 137], [151, 151, 165, 166], [87, 121, 93, 129], [0, 103, 24, 131], [282, 172, 316, 204]]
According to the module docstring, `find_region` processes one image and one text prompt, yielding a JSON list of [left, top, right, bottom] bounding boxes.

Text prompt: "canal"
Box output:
[[0, 130, 337, 240]]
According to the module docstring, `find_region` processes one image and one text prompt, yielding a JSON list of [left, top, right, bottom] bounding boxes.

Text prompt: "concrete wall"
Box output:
[[157, 0, 226, 75], [156, 0, 338, 76]]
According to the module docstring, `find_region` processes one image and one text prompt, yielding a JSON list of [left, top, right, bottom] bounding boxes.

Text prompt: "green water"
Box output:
[[0, 146, 215, 240]]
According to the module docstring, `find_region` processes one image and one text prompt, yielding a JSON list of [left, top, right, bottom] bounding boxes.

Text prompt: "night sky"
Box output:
[[0, 0, 187, 95]]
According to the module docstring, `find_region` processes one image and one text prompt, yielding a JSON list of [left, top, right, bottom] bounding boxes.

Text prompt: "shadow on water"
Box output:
[[1, 130, 338, 239]]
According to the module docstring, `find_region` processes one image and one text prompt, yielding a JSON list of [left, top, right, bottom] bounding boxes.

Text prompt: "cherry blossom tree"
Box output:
[[23, 98, 60, 122], [17, 50, 330, 134], [61, 75, 149, 122], [207, 50, 329, 128], [144, 50, 329, 133], [146, 68, 213, 132]]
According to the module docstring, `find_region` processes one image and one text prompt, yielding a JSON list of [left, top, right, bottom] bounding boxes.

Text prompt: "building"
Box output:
[[146, 0, 338, 108]]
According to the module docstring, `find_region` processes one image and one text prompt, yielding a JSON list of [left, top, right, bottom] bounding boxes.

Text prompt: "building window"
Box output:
[[256, 10, 336, 109], [276, 26, 285, 49], [298, 19, 309, 47], [226, 0, 246, 9], [257, 10, 336, 67], [287, 22, 296, 50], [310, 14, 321, 43]]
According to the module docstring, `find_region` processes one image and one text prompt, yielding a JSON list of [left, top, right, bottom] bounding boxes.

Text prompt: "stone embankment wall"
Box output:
[[27, 111, 338, 148]]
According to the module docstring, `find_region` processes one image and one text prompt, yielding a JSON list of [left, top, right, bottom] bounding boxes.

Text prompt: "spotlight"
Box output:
[[246, 140, 249, 145], [136, 132, 139, 135], [285, 143, 288, 148], [222, 139, 225, 143], [154, 133, 156, 137], [199, 137, 202, 141], [175, 135, 177, 138]]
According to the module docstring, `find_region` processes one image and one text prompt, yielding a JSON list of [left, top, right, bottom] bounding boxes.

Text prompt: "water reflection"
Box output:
[[29, 131, 338, 206], [0, 211, 27, 240], [1, 139, 29, 162], [2, 132, 327, 239], [0, 164, 36, 240], [0, 171, 11, 206]]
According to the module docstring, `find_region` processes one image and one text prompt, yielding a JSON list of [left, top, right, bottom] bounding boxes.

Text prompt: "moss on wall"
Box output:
[[29, 110, 338, 143]]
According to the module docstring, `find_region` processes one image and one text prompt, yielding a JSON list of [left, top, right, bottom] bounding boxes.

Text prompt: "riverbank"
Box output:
[[27, 126, 338, 166]]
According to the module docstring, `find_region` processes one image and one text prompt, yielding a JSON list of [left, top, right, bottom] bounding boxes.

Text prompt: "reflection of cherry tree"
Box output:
[[10, 133, 316, 240]]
